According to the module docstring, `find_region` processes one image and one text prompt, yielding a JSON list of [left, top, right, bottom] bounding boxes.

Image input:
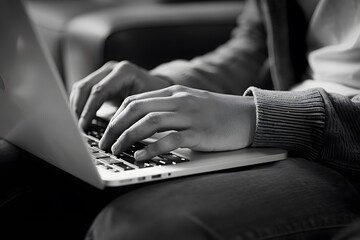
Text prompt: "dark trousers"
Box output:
[[1, 139, 360, 240], [86, 158, 360, 240]]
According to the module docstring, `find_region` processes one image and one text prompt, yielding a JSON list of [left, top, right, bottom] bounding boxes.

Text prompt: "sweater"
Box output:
[[292, 0, 360, 97], [150, 0, 360, 176]]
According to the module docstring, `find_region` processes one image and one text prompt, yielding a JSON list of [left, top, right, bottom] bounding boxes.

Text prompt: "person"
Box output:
[[69, 0, 360, 239]]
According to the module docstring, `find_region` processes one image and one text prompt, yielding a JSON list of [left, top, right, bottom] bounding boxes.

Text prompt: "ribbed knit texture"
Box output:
[[319, 90, 360, 172], [150, 0, 360, 175], [244, 87, 326, 161]]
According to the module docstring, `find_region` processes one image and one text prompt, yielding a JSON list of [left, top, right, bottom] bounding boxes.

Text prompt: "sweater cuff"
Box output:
[[244, 87, 326, 160]]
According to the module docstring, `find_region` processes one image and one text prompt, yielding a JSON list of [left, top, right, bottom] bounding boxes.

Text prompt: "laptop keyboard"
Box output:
[[85, 117, 189, 173]]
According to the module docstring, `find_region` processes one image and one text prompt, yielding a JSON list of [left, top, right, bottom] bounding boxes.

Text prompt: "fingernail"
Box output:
[[98, 138, 105, 149], [111, 143, 119, 155], [135, 149, 147, 161]]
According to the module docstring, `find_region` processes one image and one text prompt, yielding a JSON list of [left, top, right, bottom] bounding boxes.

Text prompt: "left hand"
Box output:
[[99, 85, 256, 161]]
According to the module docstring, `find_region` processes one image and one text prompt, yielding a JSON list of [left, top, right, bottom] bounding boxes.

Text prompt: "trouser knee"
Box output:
[[86, 204, 213, 240]]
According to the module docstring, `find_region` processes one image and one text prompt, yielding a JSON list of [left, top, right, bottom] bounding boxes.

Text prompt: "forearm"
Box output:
[[150, 0, 268, 95]]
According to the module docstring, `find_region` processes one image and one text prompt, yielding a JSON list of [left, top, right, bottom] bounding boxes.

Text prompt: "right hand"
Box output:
[[69, 61, 172, 130]]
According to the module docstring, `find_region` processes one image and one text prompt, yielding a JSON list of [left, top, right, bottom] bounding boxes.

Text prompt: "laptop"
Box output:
[[0, 0, 287, 189]]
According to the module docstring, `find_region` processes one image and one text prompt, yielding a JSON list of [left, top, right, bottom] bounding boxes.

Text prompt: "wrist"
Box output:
[[243, 96, 256, 147], [231, 95, 256, 148], [153, 75, 174, 88]]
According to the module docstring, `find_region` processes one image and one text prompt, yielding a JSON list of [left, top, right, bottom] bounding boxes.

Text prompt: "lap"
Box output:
[[1, 139, 359, 240], [86, 158, 360, 240]]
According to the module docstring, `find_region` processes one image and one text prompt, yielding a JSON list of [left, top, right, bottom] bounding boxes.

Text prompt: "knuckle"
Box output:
[[71, 83, 78, 91], [127, 100, 140, 112], [177, 92, 195, 105], [116, 60, 133, 72], [170, 85, 185, 93], [113, 61, 138, 80], [178, 91, 192, 98], [147, 113, 162, 125], [103, 61, 117, 70], [123, 96, 135, 107], [120, 60, 131, 66], [90, 84, 104, 96], [72, 80, 87, 91]]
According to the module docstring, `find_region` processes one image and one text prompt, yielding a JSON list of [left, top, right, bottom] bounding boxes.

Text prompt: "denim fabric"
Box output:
[[333, 220, 360, 240], [2, 139, 360, 240], [86, 158, 360, 240]]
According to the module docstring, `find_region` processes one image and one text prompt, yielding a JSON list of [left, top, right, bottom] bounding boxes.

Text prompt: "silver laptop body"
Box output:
[[0, 0, 287, 189]]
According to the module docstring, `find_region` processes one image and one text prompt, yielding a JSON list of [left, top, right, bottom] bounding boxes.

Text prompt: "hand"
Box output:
[[70, 61, 172, 130], [99, 85, 256, 161]]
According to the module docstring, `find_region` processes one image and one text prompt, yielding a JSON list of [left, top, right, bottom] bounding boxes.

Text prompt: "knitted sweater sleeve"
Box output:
[[244, 87, 360, 171], [150, 0, 268, 95]]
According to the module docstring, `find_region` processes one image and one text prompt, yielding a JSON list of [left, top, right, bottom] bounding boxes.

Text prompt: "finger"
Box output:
[[134, 130, 199, 161], [109, 85, 194, 122], [99, 97, 179, 149], [110, 86, 174, 122], [70, 61, 116, 118], [78, 70, 121, 130], [69, 85, 85, 118], [110, 112, 190, 155], [79, 61, 151, 130]]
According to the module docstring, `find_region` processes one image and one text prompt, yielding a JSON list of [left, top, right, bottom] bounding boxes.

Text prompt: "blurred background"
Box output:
[[23, 0, 243, 91]]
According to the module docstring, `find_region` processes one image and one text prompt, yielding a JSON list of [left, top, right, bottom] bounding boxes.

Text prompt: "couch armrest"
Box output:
[[63, 1, 243, 90]]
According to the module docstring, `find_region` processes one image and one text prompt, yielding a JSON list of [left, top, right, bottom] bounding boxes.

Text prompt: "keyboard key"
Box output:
[[151, 156, 171, 165], [110, 168, 120, 173], [86, 123, 189, 174], [127, 161, 151, 168], [102, 149, 112, 154], [92, 152, 109, 159], [89, 147, 99, 153], [143, 162, 154, 168], [118, 154, 154, 168], [119, 154, 136, 165], [124, 149, 136, 156], [133, 142, 146, 149], [123, 143, 146, 156], [113, 162, 135, 171], [100, 156, 120, 164], [98, 164, 112, 170], [161, 153, 189, 163], [95, 160, 104, 166], [92, 117, 108, 129], [88, 141, 99, 147]]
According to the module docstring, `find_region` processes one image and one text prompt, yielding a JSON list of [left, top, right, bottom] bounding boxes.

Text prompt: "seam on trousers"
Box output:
[[182, 210, 225, 240], [236, 215, 359, 240], [0, 188, 32, 210], [263, 223, 354, 240]]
